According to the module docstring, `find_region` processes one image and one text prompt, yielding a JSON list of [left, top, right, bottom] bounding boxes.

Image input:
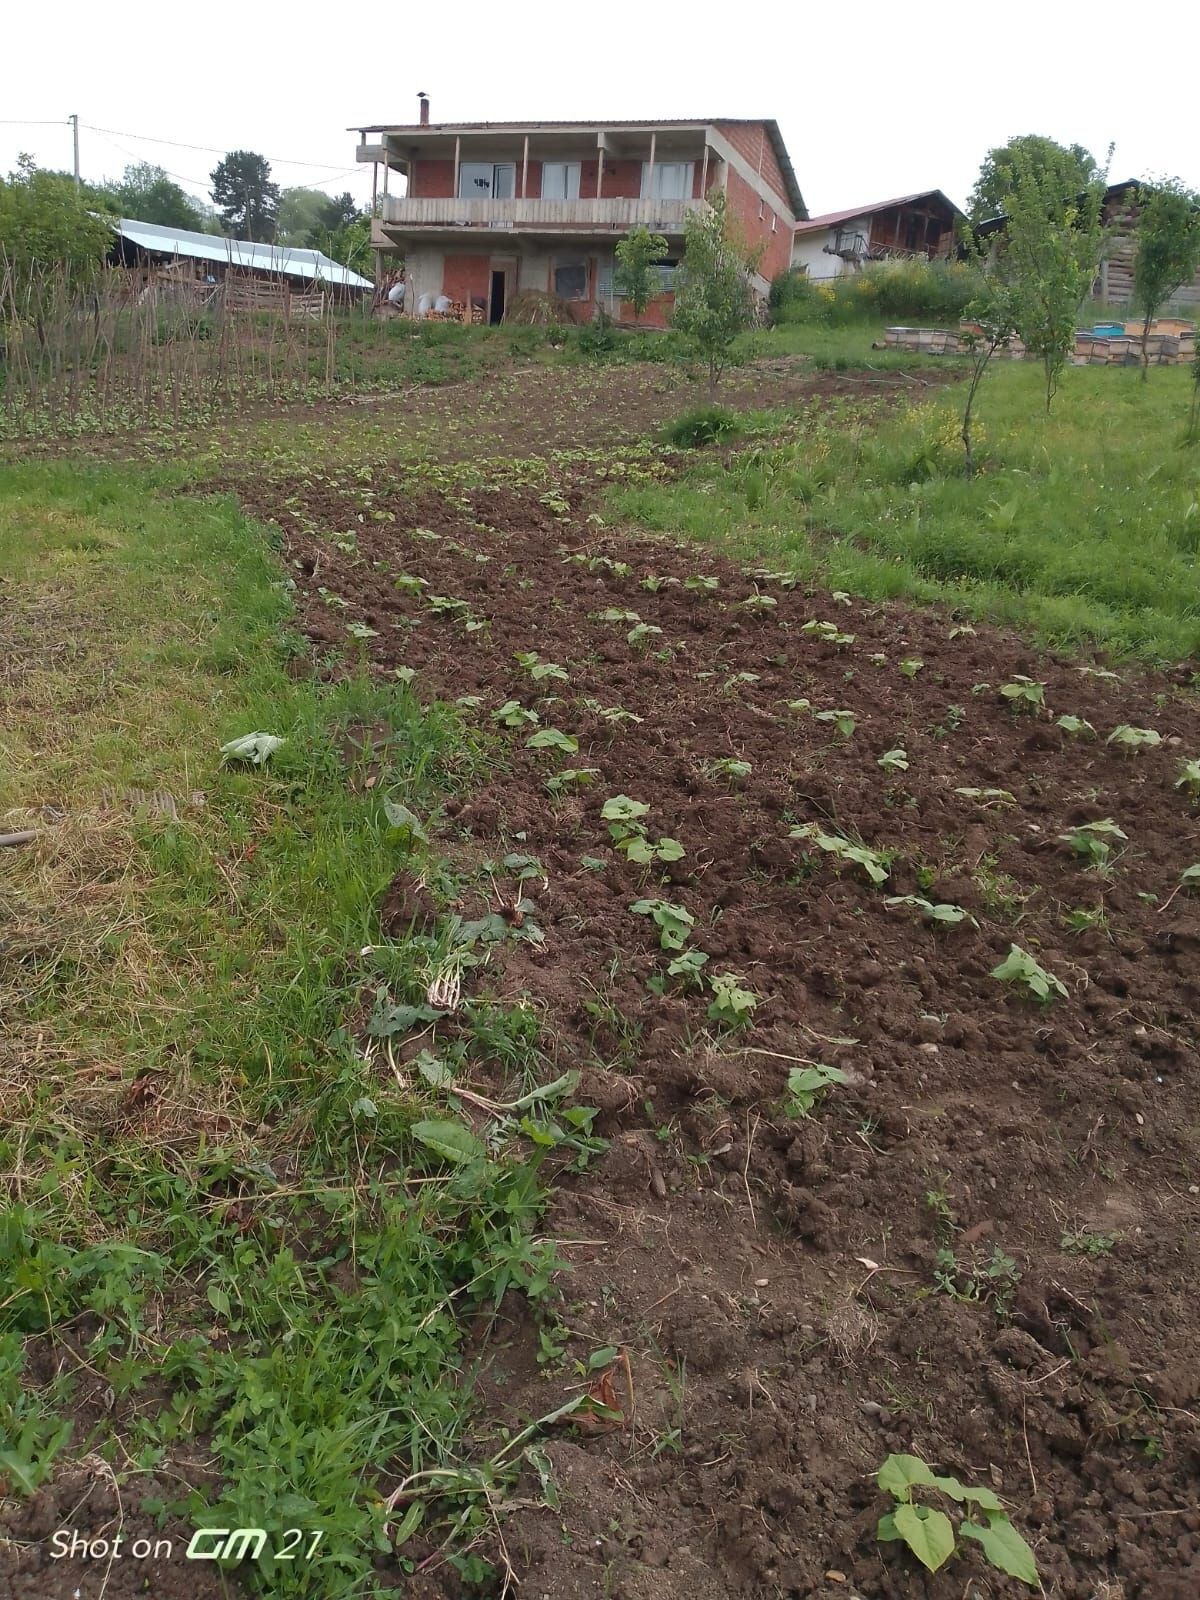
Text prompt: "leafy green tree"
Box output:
[[614, 224, 668, 320], [958, 276, 1020, 478], [0, 155, 111, 291], [969, 135, 1099, 221], [277, 188, 360, 250], [671, 193, 762, 394], [91, 162, 206, 231], [994, 145, 1109, 410], [1130, 178, 1200, 378], [210, 151, 279, 241], [326, 210, 373, 276]]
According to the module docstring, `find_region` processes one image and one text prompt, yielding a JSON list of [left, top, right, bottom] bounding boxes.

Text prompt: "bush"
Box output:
[[770, 259, 982, 327], [662, 405, 741, 448]]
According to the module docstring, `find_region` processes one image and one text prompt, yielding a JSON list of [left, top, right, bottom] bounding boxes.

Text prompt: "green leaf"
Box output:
[[587, 1345, 619, 1371], [877, 1453, 939, 1499], [219, 730, 285, 765], [410, 1119, 486, 1166], [391, 1501, 424, 1546], [960, 1513, 1040, 1586], [383, 799, 428, 842], [892, 1502, 955, 1572]]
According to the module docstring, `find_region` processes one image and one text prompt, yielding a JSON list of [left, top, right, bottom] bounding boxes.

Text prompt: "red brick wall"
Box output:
[[723, 168, 793, 281], [714, 121, 791, 215], [441, 253, 491, 304], [410, 159, 455, 198]]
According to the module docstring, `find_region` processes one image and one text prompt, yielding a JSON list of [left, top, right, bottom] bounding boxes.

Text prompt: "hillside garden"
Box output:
[[2, 154, 1200, 1600]]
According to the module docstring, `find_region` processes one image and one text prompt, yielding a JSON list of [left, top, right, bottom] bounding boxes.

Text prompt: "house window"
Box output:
[[642, 161, 694, 201], [553, 257, 589, 300], [541, 162, 581, 200], [656, 259, 679, 292], [458, 162, 516, 200]]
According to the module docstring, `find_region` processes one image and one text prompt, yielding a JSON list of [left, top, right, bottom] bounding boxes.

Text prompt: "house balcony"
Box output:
[[376, 195, 705, 241]]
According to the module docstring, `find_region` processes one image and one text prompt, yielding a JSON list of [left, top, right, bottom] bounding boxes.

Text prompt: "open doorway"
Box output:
[[489, 270, 506, 325]]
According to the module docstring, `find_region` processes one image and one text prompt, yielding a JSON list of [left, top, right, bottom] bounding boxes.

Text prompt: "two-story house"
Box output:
[[353, 97, 805, 326]]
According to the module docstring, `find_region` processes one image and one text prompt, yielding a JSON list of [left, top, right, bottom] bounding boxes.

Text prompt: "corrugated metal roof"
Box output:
[[794, 191, 963, 236], [354, 117, 806, 219], [112, 218, 373, 289]]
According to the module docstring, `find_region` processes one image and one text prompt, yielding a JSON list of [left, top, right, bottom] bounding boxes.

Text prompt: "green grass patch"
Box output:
[[0, 463, 583, 1595], [612, 359, 1200, 661]]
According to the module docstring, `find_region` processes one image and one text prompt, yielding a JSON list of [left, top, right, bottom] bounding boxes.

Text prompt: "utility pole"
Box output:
[[70, 113, 80, 188]]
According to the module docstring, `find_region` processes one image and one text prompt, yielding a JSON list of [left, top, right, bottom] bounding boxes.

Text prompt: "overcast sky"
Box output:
[[4, 0, 1195, 220]]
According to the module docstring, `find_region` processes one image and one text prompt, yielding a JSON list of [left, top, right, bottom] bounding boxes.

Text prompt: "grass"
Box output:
[[0, 462, 575, 1595], [614, 352, 1200, 661]]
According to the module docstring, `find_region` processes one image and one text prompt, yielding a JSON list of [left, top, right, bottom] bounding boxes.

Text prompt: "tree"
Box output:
[[958, 279, 1020, 479], [1130, 178, 1200, 378], [210, 151, 279, 240], [277, 188, 363, 251], [969, 135, 1099, 222], [671, 193, 762, 395], [993, 145, 1109, 410], [91, 162, 206, 231], [0, 155, 111, 290], [614, 225, 669, 321]]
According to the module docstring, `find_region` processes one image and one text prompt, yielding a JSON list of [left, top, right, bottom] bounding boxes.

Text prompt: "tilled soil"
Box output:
[[231, 466, 1200, 1600]]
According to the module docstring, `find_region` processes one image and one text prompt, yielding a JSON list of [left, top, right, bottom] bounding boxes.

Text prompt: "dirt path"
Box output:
[[227, 459, 1200, 1600]]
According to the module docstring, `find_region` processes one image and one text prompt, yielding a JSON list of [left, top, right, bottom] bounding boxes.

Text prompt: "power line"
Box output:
[[0, 118, 70, 126], [81, 120, 359, 172]]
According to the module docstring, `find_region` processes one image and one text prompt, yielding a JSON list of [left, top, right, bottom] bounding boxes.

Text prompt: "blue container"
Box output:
[[1093, 323, 1125, 337]]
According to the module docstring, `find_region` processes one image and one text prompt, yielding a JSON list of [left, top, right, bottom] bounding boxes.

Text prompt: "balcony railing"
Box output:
[[380, 196, 704, 231]]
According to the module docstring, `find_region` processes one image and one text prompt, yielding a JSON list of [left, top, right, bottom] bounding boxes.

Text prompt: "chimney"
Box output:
[[418, 92, 430, 126]]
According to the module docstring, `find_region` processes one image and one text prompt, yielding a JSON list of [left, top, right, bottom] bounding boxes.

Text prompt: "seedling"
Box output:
[[630, 898, 694, 951], [707, 972, 758, 1028], [582, 699, 643, 726], [683, 574, 720, 595], [878, 749, 909, 773], [515, 651, 569, 683], [601, 795, 684, 865], [1061, 1227, 1117, 1256], [665, 948, 709, 986], [790, 824, 890, 885], [875, 1453, 1038, 1586], [346, 620, 379, 640], [1000, 676, 1046, 711], [427, 594, 472, 618], [545, 767, 599, 794], [814, 709, 857, 738], [783, 1062, 847, 1116], [1181, 864, 1200, 889], [703, 757, 752, 781], [640, 574, 678, 592], [1108, 724, 1161, 751], [493, 700, 539, 729], [526, 728, 579, 755], [1062, 906, 1108, 934], [899, 657, 924, 678], [1056, 714, 1095, 736], [885, 895, 973, 928], [593, 607, 641, 625], [1058, 818, 1126, 871], [948, 623, 976, 640], [627, 623, 663, 648], [393, 573, 427, 593], [724, 672, 761, 694], [991, 944, 1067, 1002], [1175, 759, 1200, 799], [738, 592, 777, 611]]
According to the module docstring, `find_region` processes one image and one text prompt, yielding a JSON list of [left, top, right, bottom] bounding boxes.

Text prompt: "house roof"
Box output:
[[353, 117, 806, 219], [794, 190, 963, 236], [110, 217, 373, 289]]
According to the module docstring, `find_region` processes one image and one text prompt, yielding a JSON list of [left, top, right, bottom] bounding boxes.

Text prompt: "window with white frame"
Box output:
[[541, 162, 581, 200], [458, 162, 516, 200], [553, 257, 589, 300], [641, 161, 694, 201]]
